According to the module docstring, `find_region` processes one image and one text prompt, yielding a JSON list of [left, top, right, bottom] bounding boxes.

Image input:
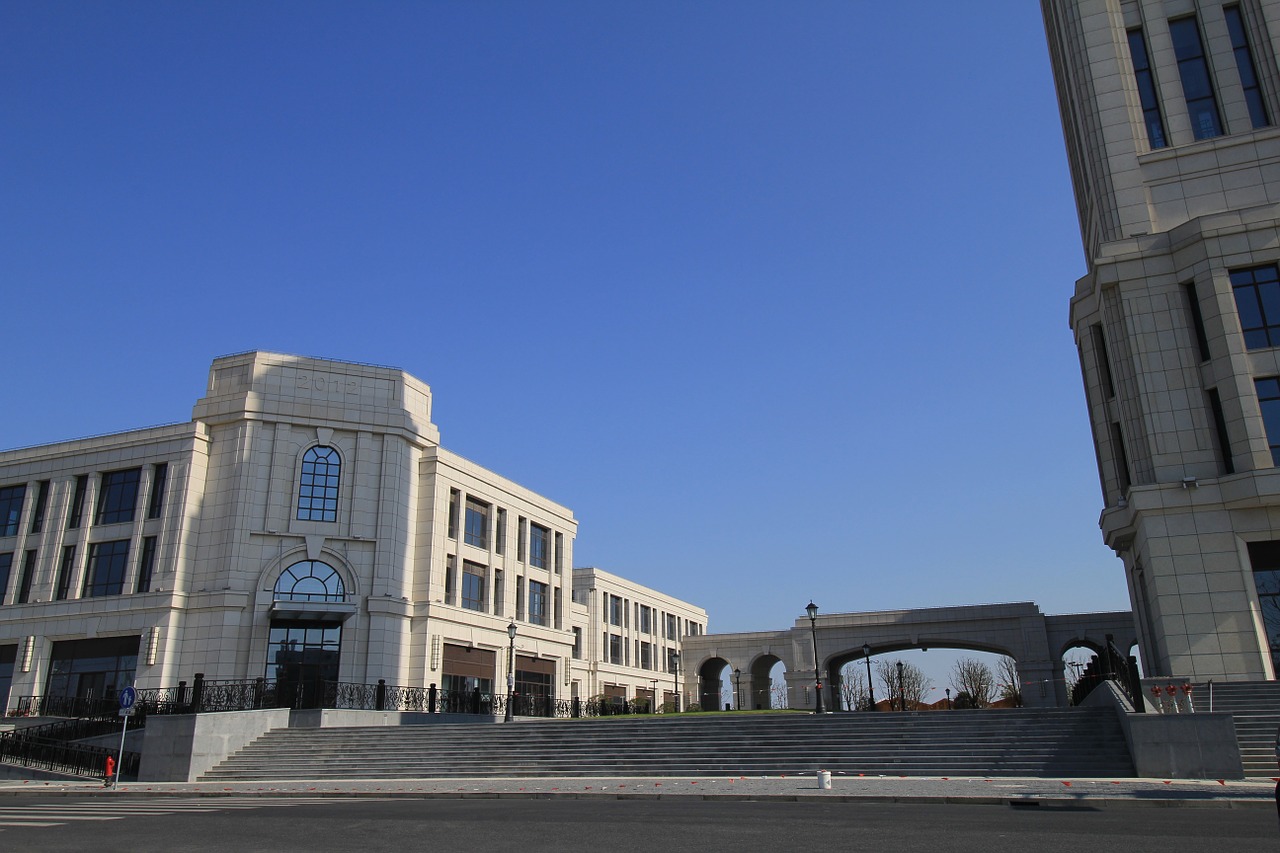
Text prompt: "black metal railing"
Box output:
[[0, 731, 141, 780], [1070, 634, 1146, 711]]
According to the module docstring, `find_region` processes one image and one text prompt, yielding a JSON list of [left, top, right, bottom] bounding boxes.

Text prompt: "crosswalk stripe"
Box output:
[[0, 796, 349, 832]]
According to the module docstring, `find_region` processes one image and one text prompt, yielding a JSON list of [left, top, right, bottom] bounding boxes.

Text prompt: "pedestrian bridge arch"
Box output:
[[679, 602, 1134, 709]]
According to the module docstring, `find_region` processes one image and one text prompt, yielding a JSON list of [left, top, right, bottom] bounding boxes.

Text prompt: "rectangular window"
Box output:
[[16, 550, 36, 604], [444, 555, 456, 605], [529, 523, 549, 569], [608, 634, 623, 665], [1225, 6, 1270, 129], [493, 568, 504, 615], [462, 561, 485, 611], [518, 516, 527, 561], [447, 489, 459, 539], [666, 613, 678, 640], [1169, 16, 1224, 139], [1091, 325, 1116, 397], [639, 605, 652, 634], [609, 594, 623, 627], [1110, 422, 1132, 491], [496, 508, 507, 555], [0, 485, 25, 537], [529, 580, 548, 625], [1257, 377, 1280, 465], [1184, 283, 1212, 361], [1126, 28, 1169, 148], [136, 536, 157, 594], [640, 641, 652, 670], [147, 463, 168, 520], [554, 532, 563, 574], [572, 627, 582, 660], [516, 577, 525, 620], [1232, 265, 1280, 349], [464, 499, 489, 549], [668, 647, 679, 674], [55, 545, 75, 600], [30, 480, 49, 535], [83, 540, 129, 598], [95, 468, 141, 525], [1207, 388, 1236, 475], [0, 552, 11, 605], [67, 475, 87, 529], [1248, 541, 1280, 673]]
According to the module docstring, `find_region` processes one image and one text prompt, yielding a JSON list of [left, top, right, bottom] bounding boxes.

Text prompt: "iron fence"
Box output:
[[0, 732, 140, 780]]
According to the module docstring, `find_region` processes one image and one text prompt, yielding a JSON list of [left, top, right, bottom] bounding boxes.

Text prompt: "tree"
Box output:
[[838, 662, 869, 711], [997, 656, 1023, 707], [874, 659, 932, 710], [770, 680, 789, 710], [950, 658, 996, 708]]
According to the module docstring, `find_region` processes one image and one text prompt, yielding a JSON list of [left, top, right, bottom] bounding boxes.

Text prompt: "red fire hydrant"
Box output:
[[104, 755, 115, 788]]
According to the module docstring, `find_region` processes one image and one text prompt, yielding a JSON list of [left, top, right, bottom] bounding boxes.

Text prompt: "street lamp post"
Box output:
[[671, 652, 680, 713], [862, 643, 875, 711], [805, 601, 825, 714], [504, 621, 517, 723], [733, 668, 741, 711], [945, 687, 952, 710], [896, 660, 905, 712]]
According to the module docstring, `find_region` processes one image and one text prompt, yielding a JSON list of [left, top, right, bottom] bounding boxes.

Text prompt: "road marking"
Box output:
[[0, 796, 348, 832]]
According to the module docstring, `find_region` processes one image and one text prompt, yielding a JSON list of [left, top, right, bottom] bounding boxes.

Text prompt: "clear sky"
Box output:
[[0, 1, 1123, 661]]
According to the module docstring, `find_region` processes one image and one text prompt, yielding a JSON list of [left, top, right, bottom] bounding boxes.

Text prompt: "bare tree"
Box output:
[[996, 656, 1023, 707], [770, 680, 789, 710], [874, 659, 932, 710], [839, 662, 869, 711], [950, 658, 996, 708]]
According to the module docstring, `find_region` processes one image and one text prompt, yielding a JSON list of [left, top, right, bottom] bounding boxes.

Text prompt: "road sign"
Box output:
[[119, 686, 136, 709]]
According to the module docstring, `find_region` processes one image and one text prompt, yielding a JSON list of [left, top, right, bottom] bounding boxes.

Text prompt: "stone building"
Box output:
[[1042, 0, 1280, 679], [0, 351, 703, 713]]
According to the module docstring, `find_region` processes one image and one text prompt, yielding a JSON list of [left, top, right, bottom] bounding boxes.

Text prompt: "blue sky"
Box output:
[[0, 1, 1122, 662]]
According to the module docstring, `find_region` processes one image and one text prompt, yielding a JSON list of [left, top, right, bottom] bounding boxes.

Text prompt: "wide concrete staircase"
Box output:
[[199, 707, 1134, 781], [1195, 681, 1280, 777]]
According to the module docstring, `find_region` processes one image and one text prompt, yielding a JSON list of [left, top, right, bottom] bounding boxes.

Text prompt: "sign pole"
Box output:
[[114, 684, 137, 789]]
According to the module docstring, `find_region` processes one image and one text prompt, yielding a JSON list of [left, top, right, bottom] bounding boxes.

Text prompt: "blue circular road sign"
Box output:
[[119, 686, 137, 709]]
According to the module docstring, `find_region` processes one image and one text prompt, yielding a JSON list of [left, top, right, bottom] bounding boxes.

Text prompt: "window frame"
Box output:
[[95, 468, 142, 526], [296, 446, 341, 523]]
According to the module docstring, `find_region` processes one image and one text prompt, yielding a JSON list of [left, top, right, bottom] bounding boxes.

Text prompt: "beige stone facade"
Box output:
[[1043, 0, 1280, 680], [0, 352, 702, 713]]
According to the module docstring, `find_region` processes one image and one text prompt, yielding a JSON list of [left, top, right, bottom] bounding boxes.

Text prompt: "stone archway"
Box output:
[[697, 656, 730, 711], [746, 654, 784, 710]]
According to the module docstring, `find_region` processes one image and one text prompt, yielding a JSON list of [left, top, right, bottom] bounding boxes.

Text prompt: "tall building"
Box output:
[[0, 352, 703, 713], [1042, 0, 1280, 680]]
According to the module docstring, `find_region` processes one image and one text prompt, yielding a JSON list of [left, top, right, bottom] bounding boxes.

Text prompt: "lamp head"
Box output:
[[507, 621, 517, 640], [805, 601, 818, 620], [862, 643, 871, 657]]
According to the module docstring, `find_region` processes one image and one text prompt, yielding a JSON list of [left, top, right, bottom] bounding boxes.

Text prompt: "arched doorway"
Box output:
[[745, 655, 784, 710], [698, 657, 730, 711]]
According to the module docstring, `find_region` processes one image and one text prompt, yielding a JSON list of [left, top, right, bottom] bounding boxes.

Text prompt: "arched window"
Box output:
[[274, 560, 346, 602], [297, 446, 340, 522]]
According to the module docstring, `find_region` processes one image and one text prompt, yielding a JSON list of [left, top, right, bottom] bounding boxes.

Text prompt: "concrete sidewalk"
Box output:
[[0, 774, 1275, 808]]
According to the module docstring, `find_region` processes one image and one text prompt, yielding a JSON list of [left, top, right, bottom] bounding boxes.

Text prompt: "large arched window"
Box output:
[[274, 560, 346, 602], [297, 446, 340, 522]]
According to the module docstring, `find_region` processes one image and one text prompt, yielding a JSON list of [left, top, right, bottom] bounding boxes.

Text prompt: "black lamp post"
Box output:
[[862, 643, 875, 711], [896, 660, 905, 712], [805, 601, 825, 714], [672, 651, 680, 713], [504, 621, 517, 723], [945, 687, 951, 710], [733, 668, 741, 710]]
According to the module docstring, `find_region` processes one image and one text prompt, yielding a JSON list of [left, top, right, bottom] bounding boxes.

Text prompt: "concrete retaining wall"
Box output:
[[138, 708, 292, 783]]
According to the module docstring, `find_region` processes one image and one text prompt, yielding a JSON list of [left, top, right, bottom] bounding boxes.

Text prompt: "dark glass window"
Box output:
[[666, 613, 678, 640], [572, 627, 582, 660], [529, 523, 549, 569], [136, 536, 157, 594], [30, 480, 49, 534], [1127, 28, 1169, 148], [266, 620, 341, 691], [0, 553, 11, 605], [67, 475, 87, 529], [609, 594, 623, 627], [1208, 388, 1236, 475], [147, 463, 168, 520], [297, 447, 340, 522], [462, 561, 485, 611], [1110, 422, 1132, 491], [447, 489, 459, 539], [608, 634, 623, 664], [464, 499, 488, 549], [1257, 377, 1280, 465], [95, 468, 141, 525], [1225, 6, 1270, 129], [44, 636, 139, 705], [1170, 16, 1224, 139], [0, 485, 25, 537], [83, 540, 129, 598], [274, 560, 345, 602], [1248, 541, 1280, 674], [529, 580, 548, 625], [16, 550, 35, 604], [495, 508, 507, 555], [1231, 265, 1280, 349], [518, 516, 527, 561], [1184, 282, 1211, 361], [55, 545, 75, 601]]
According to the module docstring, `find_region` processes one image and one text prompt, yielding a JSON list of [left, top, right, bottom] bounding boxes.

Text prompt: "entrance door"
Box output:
[[266, 620, 342, 708]]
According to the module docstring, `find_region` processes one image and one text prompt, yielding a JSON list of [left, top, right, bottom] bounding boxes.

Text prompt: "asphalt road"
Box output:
[[0, 796, 1274, 852]]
